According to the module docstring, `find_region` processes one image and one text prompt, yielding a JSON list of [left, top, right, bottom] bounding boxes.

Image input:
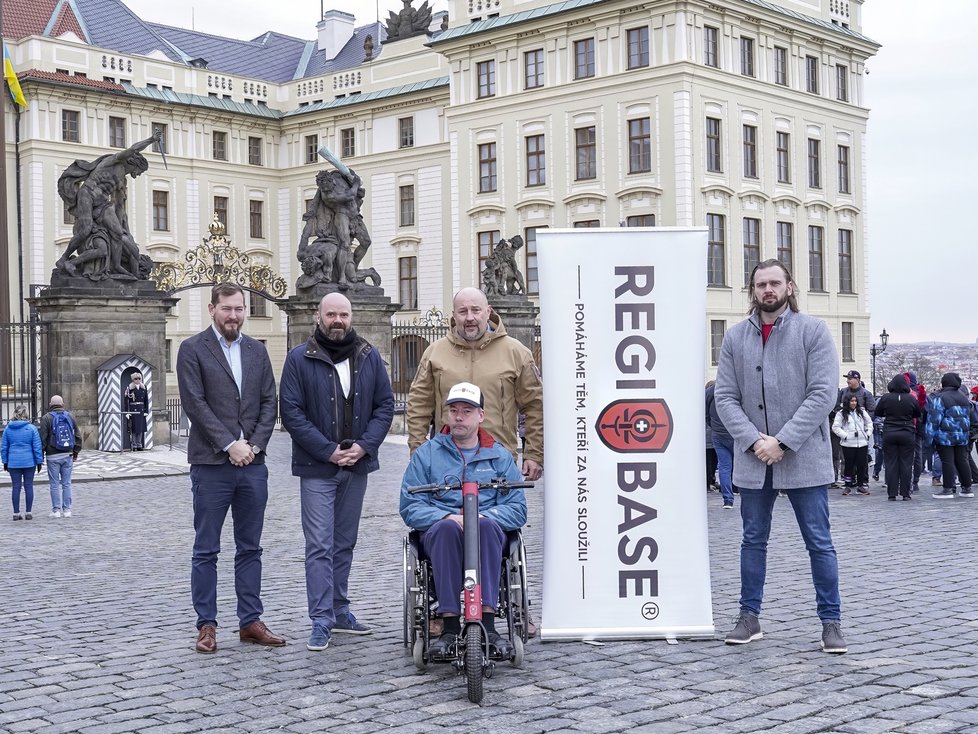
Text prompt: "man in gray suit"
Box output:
[[715, 259, 847, 654], [177, 283, 284, 654]]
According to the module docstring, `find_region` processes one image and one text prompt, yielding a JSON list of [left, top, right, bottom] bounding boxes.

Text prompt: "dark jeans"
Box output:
[[830, 430, 842, 481], [912, 431, 925, 485], [190, 462, 269, 630], [841, 445, 869, 486], [883, 432, 914, 498], [9, 467, 35, 513], [423, 517, 505, 615], [937, 444, 973, 490]]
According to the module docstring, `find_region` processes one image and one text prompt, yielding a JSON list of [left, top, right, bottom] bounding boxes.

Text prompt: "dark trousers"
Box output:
[[841, 445, 869, 486], [830, 430, 842, 481], [423, 517, 505, 615], [190, 463, 269, 629], [706, 448, 718, 489], [883, 433, 914, 498], [912, 431, 924, 485], [937, 444, 973, 490], [968, 440, 978, 479]]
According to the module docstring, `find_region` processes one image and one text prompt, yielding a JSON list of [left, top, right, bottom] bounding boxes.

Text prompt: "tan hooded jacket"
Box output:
[[406, 311, 543, 464]]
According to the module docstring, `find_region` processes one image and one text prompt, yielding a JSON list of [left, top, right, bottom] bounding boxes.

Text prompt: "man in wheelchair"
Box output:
[[400, 382, 527, 660]]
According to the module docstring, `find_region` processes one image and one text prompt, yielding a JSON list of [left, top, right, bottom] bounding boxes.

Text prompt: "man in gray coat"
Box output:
[[177, 283, 284, 654], [715, 259, 847, 654]]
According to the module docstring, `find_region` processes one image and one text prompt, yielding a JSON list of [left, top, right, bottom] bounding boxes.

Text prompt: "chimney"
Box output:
[[317, 10, 355, 58]]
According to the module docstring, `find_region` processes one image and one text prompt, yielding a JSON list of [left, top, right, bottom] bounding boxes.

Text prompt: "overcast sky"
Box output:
[[122, 0, 975, 344]]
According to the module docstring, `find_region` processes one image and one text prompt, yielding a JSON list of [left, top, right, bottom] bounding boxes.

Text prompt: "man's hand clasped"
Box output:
[[330, 441, 366, 468], [228, 439, 256, 467], [752, 434, 786, 466], [522, 459, 543, 481]]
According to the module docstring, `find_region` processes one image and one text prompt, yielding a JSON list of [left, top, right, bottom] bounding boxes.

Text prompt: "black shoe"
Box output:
[[902, 495, 912, 501], [427, 632, 456, 660], [888, 496, 896, 501], [487, 630, 514, 659]]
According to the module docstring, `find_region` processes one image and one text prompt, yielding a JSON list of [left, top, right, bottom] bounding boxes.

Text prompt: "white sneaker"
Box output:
[[49, 510, 62, 518], [62, 510, 72, 518]]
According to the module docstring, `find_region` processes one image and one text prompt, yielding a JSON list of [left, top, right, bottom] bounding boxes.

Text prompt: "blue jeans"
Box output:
[[190, 462, 269, 629], [46, 453, 73, 511], [739, 469, 841, 622], [10, 467, 35, 513], [300, 471, 368, 629], [711, 433, 735, 504]]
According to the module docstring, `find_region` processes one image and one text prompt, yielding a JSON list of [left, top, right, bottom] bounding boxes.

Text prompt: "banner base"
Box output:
[[540, 624, 716, 642]]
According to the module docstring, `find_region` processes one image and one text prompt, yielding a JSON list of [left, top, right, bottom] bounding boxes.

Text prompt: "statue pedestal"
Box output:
[[280, 288, 401, 368], [29, 285, 179, 450], [488, 295, 539, 353]]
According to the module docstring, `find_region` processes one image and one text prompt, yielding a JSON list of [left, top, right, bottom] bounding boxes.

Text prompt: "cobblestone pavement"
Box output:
[[2, 431, 977, 733]]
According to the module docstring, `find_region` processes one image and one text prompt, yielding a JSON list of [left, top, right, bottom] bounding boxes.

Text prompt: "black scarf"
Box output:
[[314, 326, 359, 364]]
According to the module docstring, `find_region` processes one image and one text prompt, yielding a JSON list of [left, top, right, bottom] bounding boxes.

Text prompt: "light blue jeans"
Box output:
[[739, 469, 841, 622], [47, 453, 73, 511]]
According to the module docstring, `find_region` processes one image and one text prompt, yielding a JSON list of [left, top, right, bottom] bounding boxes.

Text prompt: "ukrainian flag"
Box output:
[[3, 41, 29, 109]]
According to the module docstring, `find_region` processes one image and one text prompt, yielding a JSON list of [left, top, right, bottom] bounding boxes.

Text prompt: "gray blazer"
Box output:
[[176, 326, 277, 466], [715, 309, 838, 490]]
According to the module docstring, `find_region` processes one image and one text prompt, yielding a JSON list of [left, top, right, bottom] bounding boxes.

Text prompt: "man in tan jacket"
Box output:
[[407, 287, 544, 480]]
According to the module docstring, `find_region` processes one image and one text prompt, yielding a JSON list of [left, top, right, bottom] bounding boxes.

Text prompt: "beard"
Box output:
[[459, 323, 486, 341], [217, 321, 240, 341], [758, 293, 790, 313], [325, 323, 351, 341]]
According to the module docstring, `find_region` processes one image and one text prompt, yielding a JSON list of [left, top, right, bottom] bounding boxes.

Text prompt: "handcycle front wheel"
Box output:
[[412, 637, 427, 670], [464, 625, 484, 704]]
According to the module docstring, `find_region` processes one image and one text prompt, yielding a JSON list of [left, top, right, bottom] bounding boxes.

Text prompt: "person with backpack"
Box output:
[[38, 395, 81, 518], [2, 405, 44, 521]]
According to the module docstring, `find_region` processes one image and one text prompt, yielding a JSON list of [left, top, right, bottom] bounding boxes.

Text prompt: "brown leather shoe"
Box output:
[[239, 620, 286, 647], [195, 624, 217, 654]]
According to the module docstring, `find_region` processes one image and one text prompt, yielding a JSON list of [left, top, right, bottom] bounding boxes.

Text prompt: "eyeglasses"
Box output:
[[133, 378, 141, 382]]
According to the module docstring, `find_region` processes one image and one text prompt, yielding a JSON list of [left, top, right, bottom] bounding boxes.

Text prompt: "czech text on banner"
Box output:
[[538, 228, 714, 640]]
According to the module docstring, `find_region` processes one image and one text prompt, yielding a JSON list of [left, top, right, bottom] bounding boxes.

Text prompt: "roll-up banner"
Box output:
[[538, 228, 714, 641]]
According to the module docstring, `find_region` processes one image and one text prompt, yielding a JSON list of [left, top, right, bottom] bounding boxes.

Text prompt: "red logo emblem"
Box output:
[[595, 399, 673, 453]]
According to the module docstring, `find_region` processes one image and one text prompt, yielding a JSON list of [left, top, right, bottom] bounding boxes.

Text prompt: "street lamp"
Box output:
[[870, 328, 889, 396]]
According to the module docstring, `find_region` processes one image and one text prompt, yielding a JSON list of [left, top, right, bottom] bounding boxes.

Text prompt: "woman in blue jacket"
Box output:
[[1, 405, 44, 520]]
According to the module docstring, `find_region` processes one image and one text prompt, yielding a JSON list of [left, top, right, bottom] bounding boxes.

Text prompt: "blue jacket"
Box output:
[[924, 388, 973, 447], [280, 333, 394, 478], [400, 429, 527, 532], [1, 421, 44, 469]]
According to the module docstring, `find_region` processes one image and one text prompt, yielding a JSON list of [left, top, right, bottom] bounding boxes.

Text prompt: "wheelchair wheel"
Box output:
[[412, 637, 428, 670], [507, 535, 530, 643], [464, 624, 484, 704], [511, 636, 524, 668], [402, 537, 415, 648]]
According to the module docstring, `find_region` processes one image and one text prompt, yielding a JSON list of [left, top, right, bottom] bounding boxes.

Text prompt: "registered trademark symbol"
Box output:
[[641, 602, 659, 620]]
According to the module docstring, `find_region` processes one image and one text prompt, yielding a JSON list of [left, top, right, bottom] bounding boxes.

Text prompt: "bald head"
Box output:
[[453, 287, 492, 342], [317, 292, 353, 341]]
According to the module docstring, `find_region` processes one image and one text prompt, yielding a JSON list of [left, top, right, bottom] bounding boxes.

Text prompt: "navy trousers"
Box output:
[[423, 517, 505, 615], [190, 462, 268, 630]]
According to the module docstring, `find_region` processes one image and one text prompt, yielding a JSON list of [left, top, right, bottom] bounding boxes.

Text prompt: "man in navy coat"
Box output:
[[177, 283, 284, 654]]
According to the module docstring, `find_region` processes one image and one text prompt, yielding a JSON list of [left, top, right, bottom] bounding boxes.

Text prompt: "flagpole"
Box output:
[[1, 11, 14, 333]]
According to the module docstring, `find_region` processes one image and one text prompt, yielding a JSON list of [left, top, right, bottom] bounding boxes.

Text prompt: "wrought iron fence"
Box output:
[[0, 322, 51, 424]]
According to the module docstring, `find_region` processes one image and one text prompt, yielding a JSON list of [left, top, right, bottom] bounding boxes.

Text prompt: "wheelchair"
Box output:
[[402, 528, 530, 670]]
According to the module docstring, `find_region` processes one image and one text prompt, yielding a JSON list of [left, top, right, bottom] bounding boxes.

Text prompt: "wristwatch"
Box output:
[[249, 443, 262, 455], [778, 441, 789, 452]]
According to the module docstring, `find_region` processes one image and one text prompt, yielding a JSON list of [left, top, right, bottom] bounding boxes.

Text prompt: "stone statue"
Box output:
[[481, 235, 527, 296], [296, 157, 380, 294], [384, 0, 433, 42], [55, 131, 163, 282]]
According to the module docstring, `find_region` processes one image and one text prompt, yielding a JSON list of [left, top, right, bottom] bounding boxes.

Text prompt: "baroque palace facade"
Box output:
[[1, 0, 878, 390]]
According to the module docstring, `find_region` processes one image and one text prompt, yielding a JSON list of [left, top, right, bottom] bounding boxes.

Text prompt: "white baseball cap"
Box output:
[[445, 382, 484, 408]]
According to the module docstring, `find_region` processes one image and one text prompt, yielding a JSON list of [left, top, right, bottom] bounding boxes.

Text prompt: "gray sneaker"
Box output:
[[821, 622, 847, 654], [932, 488, 955, 499], [725, 612, 762, 645], [959, 488, 975, 498]]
